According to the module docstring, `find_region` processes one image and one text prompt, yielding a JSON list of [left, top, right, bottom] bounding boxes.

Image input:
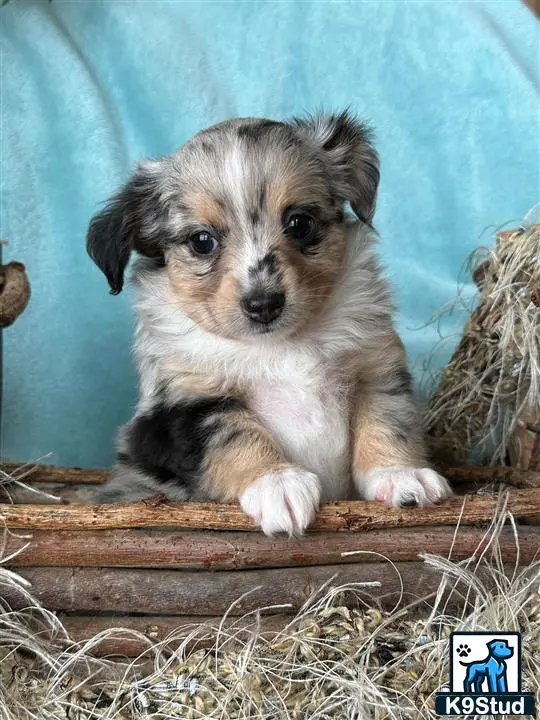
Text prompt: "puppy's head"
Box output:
[[87, 111, 379, 340]]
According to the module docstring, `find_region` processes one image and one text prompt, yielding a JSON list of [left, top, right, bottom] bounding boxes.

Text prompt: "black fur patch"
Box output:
[[250, 252, 278, 277], [258, 185, 266, 210], [237, 119, 282, 142], [296, 231, 325, 256], [121, 397, 243, 489], [251, 185, 268, 225], [87, 169, 171, 294], [200, 140, 214, 154], [320, 110, 362, 152]]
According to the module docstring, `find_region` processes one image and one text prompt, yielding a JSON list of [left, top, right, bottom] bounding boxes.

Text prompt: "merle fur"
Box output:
[[87, 111, 379, 297], [236, 119, 282, 142], [250, 253, 279, 278], [377, 367, 413, 396], [120, 397, 243, 490], [292, 110, 380, 225], [87, 169, 169, 294]]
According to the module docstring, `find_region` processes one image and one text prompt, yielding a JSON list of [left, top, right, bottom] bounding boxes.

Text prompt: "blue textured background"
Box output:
[[1, 0, 538, 468]]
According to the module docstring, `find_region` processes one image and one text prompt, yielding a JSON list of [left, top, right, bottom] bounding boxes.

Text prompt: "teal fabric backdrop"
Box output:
[[1, 0, 538, 467]]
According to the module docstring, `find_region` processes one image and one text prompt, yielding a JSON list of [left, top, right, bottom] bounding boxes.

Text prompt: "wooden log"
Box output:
[[0, 480, 481, 506], [0, 463, 109, 485], [7, 562, 474, 615], [6, 525, 539, 570], [0, 481, 487, 506], [2, 462, 539, 489], [1, 489, 539, 532], [60, 614, 292, 657], [0, 483, 98, 505], [438, 466, 540, 489]]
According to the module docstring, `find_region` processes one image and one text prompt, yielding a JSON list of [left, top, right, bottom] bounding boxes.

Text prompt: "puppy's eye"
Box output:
[[285, 211, 315, 243], [189, 231, 218, 256]]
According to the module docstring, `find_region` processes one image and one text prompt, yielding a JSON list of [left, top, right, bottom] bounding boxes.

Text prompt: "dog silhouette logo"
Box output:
[[459, 638, 513, 693], [435, 632, 536, 716]]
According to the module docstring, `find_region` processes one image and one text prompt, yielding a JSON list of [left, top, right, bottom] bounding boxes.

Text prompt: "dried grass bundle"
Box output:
[[426, 220, 540, 468]]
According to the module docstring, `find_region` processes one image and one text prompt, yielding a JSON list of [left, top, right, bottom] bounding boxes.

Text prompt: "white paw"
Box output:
[[240, 467, 321, 536], [359, 467, 452, 508]]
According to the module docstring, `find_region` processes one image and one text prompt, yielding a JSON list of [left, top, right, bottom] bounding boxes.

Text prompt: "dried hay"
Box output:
[[1, 507, 539, 719], [426, 217, 540, 467]]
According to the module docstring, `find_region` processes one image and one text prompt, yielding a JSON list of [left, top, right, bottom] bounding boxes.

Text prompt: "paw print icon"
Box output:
[[456, 644, 471, 658]]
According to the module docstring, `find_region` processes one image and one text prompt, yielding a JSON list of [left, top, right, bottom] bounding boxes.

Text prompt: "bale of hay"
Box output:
[[427, 222, 540, 468]]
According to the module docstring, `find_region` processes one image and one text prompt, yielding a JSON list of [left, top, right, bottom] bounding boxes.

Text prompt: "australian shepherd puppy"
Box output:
[[87, 111, 452, 535]]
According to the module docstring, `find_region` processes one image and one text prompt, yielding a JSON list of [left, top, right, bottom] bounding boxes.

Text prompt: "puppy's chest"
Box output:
[[248, 367, 352, 498]]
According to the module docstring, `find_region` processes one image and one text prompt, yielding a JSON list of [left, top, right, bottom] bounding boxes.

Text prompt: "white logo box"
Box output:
[[450, 632, 520, 693]]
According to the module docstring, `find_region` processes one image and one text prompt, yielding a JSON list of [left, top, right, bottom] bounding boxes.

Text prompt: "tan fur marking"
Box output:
[[345, 330, 407, 385], [166, 249, 241, 339], [353, 409, 419, 472], [200, 413, 286, 501], [159, 357, 247, 399], [167, 371, 241, 399], [265, 165, 323, 215], [192, 192, 228, 230], [352, 330, 427, 473], [273, 224, 347, 336]]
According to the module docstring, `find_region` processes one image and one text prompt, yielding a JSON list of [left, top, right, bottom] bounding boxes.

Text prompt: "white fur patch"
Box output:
[[356, 467, 452, 507], [250, 373, 350, 500], [240, 467, 321, 536]]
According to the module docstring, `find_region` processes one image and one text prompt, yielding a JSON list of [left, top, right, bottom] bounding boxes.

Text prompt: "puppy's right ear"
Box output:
[[291, 110, 379, 225], [87, 163, 167, 294]]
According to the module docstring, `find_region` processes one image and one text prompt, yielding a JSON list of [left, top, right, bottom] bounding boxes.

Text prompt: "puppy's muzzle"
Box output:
[[241, 291, 285, 325]]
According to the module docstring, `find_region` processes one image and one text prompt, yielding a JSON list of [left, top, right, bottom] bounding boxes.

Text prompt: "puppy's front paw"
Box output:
[[360, 467, 452, 508], [240, 467, 321, 536]]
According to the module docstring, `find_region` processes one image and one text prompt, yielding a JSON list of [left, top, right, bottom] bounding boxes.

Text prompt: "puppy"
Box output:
[[87, 111, 452, 535]]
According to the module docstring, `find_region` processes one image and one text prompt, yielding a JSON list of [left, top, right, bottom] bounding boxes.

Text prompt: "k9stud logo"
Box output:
[[435, 632, 536, 716]]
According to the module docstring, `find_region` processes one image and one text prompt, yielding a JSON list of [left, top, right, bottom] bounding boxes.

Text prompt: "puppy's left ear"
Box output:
[[292, 110, 380, 224]]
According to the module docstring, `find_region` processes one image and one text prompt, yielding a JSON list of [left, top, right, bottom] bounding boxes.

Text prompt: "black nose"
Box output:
[[241, 291, 285, 324]]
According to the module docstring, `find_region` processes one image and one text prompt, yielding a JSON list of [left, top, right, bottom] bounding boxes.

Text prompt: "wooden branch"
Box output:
[[0, 480, 530, 508], [438, 466, 540, 489], [13, 481, 487, 508], [0, 483, 98, 505], [6, 525, 538, 570], [0, 480, 481, 507], [60, 614, 291, 658], [1, 489, 539, 532], [3, 462, 539, 491], [0, 463, 109, 485], [7, 561, 478, 615]]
